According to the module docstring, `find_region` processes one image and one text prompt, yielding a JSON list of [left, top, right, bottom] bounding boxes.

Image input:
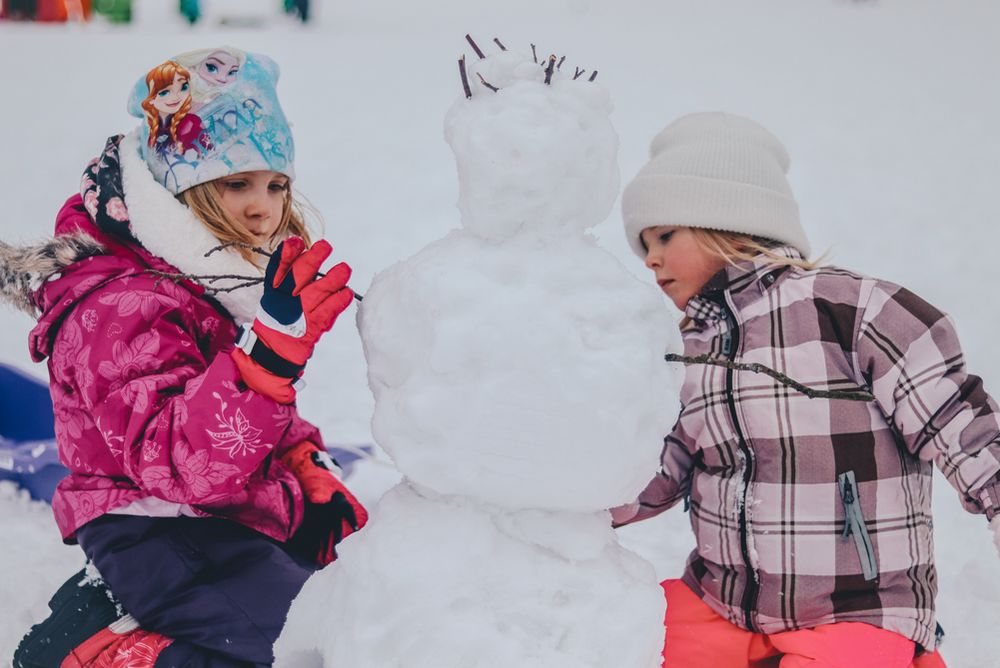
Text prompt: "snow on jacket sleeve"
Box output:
[[857, 282, 1000, 519], [59, 276, 295, 506], [614, 422, 694, 527]]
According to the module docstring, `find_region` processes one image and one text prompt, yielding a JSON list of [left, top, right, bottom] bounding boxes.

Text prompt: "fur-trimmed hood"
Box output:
[[2, 129, 267, 326], [0, 231, 105, 317]]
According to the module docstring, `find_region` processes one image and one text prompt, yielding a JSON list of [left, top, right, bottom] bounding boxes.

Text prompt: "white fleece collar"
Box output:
[[119, 129, 264, 324]]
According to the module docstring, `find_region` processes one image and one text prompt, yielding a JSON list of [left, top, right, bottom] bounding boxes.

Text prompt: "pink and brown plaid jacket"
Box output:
[[622, 246, 1000, 648]]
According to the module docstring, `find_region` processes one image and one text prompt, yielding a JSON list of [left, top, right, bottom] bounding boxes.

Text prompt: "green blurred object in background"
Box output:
[[93, 0, 129, 23], [178, 0, 198, 24]]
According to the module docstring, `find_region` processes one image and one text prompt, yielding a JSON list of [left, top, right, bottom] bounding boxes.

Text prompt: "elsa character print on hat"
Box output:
[[176, 47, 247, 111], [128, 46, 295, 195]]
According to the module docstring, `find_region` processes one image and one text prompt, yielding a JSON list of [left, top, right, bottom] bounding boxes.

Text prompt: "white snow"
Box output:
[[277, 43, 677, 666], [278, 484, 665, 668], [2, 1, 999, 666]]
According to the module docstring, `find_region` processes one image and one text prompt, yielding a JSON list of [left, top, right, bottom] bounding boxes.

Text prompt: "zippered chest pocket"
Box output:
[[838, 470, 879, 582]]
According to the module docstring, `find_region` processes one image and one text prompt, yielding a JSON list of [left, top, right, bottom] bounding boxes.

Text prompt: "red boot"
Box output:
[[62, 616, 172, 668]]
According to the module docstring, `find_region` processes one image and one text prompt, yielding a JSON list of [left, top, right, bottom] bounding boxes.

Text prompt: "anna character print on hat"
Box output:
[[127, 46, 296, 195]]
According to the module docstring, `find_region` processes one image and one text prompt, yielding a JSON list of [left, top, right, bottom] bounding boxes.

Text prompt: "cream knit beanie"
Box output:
[[621, 112, 810, 259]]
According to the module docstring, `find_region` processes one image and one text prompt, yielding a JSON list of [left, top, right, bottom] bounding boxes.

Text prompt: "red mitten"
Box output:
[[281, 441, 368, 566], [232, 237, 354, 404]]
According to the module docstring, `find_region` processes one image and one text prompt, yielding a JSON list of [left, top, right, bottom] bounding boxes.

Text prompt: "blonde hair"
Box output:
[[179, 180, 315, 267], [142, 61, 193, 151], [688, 228, 823, 272], [679, 229, 825, 329]]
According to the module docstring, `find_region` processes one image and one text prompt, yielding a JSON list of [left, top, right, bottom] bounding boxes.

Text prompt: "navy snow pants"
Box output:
[[77, 515, 317, 668]]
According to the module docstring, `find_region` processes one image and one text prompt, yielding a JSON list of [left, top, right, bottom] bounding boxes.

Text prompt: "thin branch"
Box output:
[[664, 353, 876, 402], [476, 72, 499, 92], [204, 241, 273, 259], [493, 37, 507, 51], [465, 34, 486, 59], [458, 55, 473, 99], [588, 70, 598, 82], [557, 55, 566, 70], [573, 67, 584, 80], [531, 43, 538, 63], [543, 55, 557, 84], [147, 260, 365, 301]]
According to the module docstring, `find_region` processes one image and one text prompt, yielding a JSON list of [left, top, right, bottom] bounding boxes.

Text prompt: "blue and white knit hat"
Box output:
[[126, 46, 295, 195]]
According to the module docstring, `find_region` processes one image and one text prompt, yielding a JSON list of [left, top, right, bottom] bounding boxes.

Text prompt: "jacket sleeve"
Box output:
[[857, 282, 1000, 519], [613, 420, 694, 527], [61, 279, 295, 506]]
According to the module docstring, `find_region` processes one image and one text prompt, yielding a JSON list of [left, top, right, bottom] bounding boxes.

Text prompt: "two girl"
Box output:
[[615, 111, 1000, 667], [10, 47, 365, 667]]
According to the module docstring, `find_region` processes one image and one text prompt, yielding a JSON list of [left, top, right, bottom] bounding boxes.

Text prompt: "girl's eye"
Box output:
[[228, 68, 239, 77], [659, 231, 674, 244], [157, 89, 169, 97], [180, 82, 189, 92], [223, 181, 246, 190], [206, 63, 218, 73], [269, 182, 289, 193]]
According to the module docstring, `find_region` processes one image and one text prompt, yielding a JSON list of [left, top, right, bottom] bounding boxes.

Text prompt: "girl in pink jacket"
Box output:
[[615, 112, 1000, 668], [9, 47, 366, 668]]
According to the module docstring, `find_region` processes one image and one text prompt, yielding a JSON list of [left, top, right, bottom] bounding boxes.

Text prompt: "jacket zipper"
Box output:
[[720, 294, 759, 632], [838, 470, 879, 581]]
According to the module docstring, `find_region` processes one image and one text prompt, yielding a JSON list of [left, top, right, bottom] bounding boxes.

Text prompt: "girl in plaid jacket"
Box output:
[[614, 112, 1000, 667]]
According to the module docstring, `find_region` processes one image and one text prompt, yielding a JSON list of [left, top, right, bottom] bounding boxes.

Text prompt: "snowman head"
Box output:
[[444, 38, 620, 242]]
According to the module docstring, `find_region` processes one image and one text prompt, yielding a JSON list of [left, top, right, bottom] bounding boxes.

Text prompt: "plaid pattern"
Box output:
[[626, 247, 1000, 648]]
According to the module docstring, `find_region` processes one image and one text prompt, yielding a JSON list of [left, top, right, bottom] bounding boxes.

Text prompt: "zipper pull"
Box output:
[[842, 480, 855, 505], [721, 328, 733, 356], [841, 480, 855, 539]]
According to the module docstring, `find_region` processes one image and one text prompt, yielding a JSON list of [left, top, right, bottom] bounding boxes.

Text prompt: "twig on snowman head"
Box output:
[[543, 55, 557, 84], [588, 70, 599, 82], [465, 34, 486, 59], [557, 55, 566, 70], [458, 55, 473, 99], [476, 73, 500, 93], [493, 37, 507, 51], [531, 44, 538, 63], [573, 67, 585, 80]]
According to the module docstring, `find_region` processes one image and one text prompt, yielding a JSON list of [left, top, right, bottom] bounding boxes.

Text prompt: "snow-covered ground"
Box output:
[[1, 0, 998, 665]]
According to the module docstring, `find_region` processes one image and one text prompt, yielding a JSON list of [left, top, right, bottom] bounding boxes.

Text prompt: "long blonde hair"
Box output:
[[688, 228, 823, 272], [680, 229, 825, 329], [179, 180, 315, 267]]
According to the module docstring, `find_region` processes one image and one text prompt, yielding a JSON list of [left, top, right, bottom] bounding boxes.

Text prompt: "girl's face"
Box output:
[[217, 171, 289, 243], [152, 73, 190, 117], [640, 226, 728, 310], [198, 51, 241, 86]]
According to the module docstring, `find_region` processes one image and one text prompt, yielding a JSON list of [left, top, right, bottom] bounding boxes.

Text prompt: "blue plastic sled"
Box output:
[[0, 363, 64, 502], [0, 364, 372, 503]]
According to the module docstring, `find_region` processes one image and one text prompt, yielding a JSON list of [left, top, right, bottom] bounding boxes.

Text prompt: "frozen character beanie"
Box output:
[[126, 46, 295, 195], [621, 112, 810, 259]]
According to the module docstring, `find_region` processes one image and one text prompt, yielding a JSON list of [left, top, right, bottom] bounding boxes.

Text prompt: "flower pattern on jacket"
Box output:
[[32, 190, 325, 543], [208, 391, 269, 458]]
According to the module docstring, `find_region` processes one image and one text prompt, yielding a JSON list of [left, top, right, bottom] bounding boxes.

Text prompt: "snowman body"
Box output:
[[276, 45, 681, 668]]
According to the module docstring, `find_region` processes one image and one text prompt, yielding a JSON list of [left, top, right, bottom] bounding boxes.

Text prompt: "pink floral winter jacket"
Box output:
[[28, 194, 319, 544]]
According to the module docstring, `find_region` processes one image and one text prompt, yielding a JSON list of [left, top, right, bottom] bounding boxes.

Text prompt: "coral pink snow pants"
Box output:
[[660, 580, 948, 668]]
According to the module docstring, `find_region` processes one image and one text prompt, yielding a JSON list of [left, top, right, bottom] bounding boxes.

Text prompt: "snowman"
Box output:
[[276, 38, 682, 668]]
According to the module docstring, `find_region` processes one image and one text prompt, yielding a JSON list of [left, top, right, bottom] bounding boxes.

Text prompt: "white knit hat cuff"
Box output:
[[622, 173, 810, 259]]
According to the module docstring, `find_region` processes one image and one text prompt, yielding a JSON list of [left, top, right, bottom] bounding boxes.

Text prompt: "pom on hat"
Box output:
[[126, 46, 295, 195], [621, 112, 810, 259]]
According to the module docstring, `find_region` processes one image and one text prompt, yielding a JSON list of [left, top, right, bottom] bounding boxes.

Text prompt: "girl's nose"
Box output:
[[644, 251, 661, 270], [245, 192, 269, 219]]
